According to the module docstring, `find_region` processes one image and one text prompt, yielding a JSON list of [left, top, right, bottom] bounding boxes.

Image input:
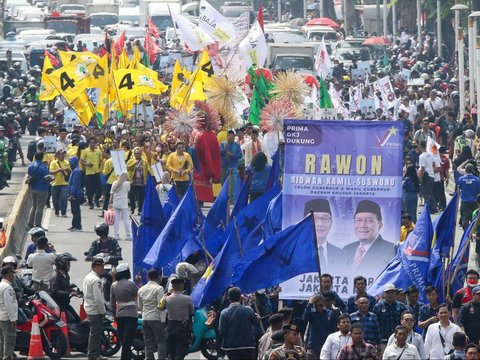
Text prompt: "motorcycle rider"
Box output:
[[24, 227, 55, 260], [1, 256, 34, 324], [50, 253, 81, 323], [0, 126, 10, 189], [86, 222, 122, 262]]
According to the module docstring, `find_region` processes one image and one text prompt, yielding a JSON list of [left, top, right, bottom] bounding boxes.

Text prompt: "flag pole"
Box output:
[[447, 214, 480, 296], [190, 179, 214, 262], [226, 170, 233, 226], [446, 189, 461, 284], [232, 215, 243, 257], [309, 211, 322, 285]]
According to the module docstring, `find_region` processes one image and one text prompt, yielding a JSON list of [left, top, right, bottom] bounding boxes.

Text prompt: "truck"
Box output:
[[139, 0, 181, 30], [44, 15, 91, 34], [267, 43, 316, 75]]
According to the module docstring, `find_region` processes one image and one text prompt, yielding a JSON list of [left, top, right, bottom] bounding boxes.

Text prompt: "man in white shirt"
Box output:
[[399, 96, 417, 124], [383, 325, 420, 359], [138, 269, 166, 360], [26, 236, 55, 291], [424, 90, 445, 116], [418, 140, 438, 213], [0, 266, 18, 360], [425, 304, 461, 359], [387, 311, 426, 359], [82, 258, 107, 360], [320, 314, 352, 360]]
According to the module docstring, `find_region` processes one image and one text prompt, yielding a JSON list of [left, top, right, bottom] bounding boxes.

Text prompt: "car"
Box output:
[[302, 25, 340, 42], [16, 29, 56, 44], [265, 29, 307, 44], [90, 12, 119, 28], [59, 4, 86, 14], [73, 34, 105, 51], [0, 52, 28, 72], [119, 6, 140, 24], [332, 47, 372, 67]]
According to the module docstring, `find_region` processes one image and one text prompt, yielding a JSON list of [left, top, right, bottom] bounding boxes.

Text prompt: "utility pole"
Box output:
[[376, 0, 381, 35], [319, 0, 324, 17], [417, 0, 422, 49], [383, 0, 387, 37], [437, 0, 442, 57], [392, 1, 397, 40]]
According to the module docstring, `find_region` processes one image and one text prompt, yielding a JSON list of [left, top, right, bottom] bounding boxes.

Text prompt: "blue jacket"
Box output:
[[220, 141, 242, 170], [67, 157, 84, 199], [302, 304, 337, 352], [250, 164, 271, 193], [27, 161, 50, 191], [218, 303, 257, 350], [457, 173, 480, 202]]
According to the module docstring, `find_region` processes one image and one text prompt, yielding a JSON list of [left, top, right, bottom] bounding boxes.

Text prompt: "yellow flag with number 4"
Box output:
[[48, 56, 98, 103], [39, 56, 59, 101], [113, 69, 168, 102], [87, 54, 109, 91]]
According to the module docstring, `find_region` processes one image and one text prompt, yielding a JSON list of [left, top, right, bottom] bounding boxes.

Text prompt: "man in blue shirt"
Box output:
[[302, 294, 337, 359], [27, 152, 52, 229], [220, 130, 243, 191], [458, 163, 480, 230], [350, 296, 381, 347]]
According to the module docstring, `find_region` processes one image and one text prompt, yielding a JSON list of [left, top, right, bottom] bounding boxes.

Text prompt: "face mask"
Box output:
[[467, 279, 478, 287]]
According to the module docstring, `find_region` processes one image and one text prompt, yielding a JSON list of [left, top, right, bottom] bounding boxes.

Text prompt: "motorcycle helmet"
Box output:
[[10, 79, 17, 88], [28, 85, 37, 92], [54, 252, 77, 269], [28, 227, 45, 238], [2, 256, 17, 267], [0, 126, 5, 132], [175, 262, 198, 279], [2, 85, 11, 97], [94, 222, 109, 237]]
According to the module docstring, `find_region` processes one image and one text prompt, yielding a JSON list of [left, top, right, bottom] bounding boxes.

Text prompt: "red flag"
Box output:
[[257, 3, 264, 31], [147, 17, 161, 38], [44, 49, 59, 67], [114, 31, 126, 56], [144, 35, 161, 64]]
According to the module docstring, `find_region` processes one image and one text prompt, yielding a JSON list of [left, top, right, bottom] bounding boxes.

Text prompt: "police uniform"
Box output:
[[269, 325, 306, 360], [0, 267, 18, 359]]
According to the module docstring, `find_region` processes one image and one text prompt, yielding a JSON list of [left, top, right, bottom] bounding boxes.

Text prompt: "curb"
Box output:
[[0, 175, 31, 260]]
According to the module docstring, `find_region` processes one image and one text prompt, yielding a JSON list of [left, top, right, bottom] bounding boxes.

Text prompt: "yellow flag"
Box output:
[[48, 57, 98, 103], [71, 92, 95, 126], [87, 54, 109, 91], [118, 50, 130, 69], [130, 47, 141, 69], [170, 60, 184, 101], [39, 55, 59, 101], [58, 51, 100, 66], [95, 89, 109, 127], [197, 51, 215, 84], [113, 68, 168, 102]]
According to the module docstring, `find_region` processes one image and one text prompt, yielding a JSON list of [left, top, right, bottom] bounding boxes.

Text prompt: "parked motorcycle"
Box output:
[[66, 287, 121, 357], [16, 290, 68, 359], [84, 252, 122, 302]]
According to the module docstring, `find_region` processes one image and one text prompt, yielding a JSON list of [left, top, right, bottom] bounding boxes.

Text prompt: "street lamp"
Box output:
[[470, 11, 480, 116], [451, 4, 469, 119]]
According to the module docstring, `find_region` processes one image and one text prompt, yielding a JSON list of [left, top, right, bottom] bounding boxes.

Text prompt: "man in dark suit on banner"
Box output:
[[342, 200, 395, 276], [304, 199, 343, 272]]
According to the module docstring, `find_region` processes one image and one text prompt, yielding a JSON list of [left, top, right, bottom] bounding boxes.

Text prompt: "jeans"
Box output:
[[129, 184, 145, 213], [102, 183, 112, 212], [421, 175, 437, 213], [28, 189, 48, 227], [143, 320, 166, 360], [113, 207, 131, 239], [87, 314, 103, 360], [116, 317, 137, 360], [70, 199, 82, 229], [85, 173, 101, 206], [166, 320, 191, 360], [402, 191, 419, 223], [173, 181, 189, 199], [0, 320, 16, 359], [51, 185, 68, 215]]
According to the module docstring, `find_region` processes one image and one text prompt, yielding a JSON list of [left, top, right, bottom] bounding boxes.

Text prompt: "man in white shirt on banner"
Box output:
[[424, 304, 461, 359], [320, 314, 352, 360]]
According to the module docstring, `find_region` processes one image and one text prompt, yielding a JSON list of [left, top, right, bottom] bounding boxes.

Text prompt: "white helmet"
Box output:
[[2, 256, 17, 266]]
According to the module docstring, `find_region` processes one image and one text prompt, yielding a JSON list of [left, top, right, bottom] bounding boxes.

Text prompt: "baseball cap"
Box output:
[[116, 263, 129, 273], [28, 227, 45, 237], [384, 283, 396, 292], [283, 324, 300, 333]]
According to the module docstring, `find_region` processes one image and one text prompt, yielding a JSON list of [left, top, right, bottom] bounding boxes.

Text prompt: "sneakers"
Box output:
[[67, 227, 75, 231], [72, 228, 82, 232]]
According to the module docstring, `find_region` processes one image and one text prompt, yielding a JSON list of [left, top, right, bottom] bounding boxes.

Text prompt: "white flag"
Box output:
[[374, 76, 396, 109], [238, 20, 267, 68], [314, 36, 332, 79], [198, 0, 236, 44], [170, 10, 214, 51]]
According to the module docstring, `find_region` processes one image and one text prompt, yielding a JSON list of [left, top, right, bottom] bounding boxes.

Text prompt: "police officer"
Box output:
[[269, 324, 307, 360], [0, 265, 18, 360], [82, 257, 107, 360], [164, 275, 193, 360]]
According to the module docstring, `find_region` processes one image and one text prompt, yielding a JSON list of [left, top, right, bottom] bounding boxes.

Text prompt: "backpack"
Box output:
[[27, 140, 37, 162]]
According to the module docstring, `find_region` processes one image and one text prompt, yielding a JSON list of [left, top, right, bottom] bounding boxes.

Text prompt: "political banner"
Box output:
[[280, 120, 403, 300], [373, 76, 396, 109]]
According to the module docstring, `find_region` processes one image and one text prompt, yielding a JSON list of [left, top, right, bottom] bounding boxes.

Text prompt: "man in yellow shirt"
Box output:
[[80, 138, 103, 209], [166, 142, 193, 198], [400, 212, 415, 243], [49, 149, 71, 217]]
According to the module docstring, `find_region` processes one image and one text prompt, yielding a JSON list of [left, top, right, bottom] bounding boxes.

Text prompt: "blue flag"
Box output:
[[143, 184, 201, 268], [233, 215, 317, 293], [266, 146, 281, 192], [133, 176, 167, 282], [450, 214, 479, 295], [191, 183, 282, 307], [231, 174, 250, 219], [163, 186, 180, 219], [369, 205, 433, 303], [264, 191, 283, 239], [428, 193, 458, 302], [203, 174, 231, 256]]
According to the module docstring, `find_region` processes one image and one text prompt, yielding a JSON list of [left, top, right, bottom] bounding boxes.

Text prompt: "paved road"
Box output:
[[0, 135, 32, 220]]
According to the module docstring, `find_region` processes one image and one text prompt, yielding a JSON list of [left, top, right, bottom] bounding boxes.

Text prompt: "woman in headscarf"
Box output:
[[109, 171, 132, 240]]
